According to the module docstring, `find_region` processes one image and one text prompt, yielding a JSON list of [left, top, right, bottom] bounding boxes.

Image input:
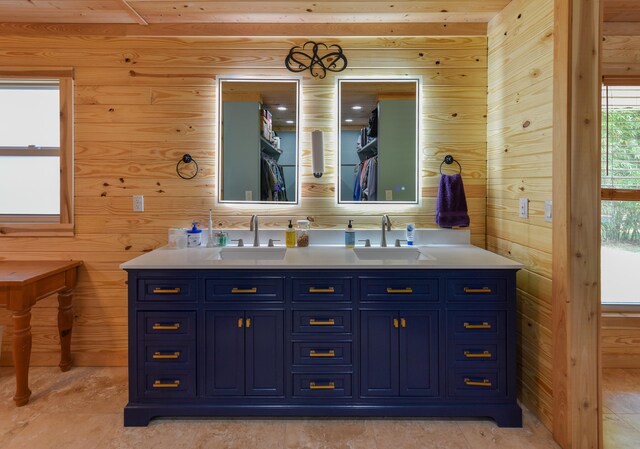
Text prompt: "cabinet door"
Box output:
[[205, 311, 245, 396], [245, 310, 284, 396], [399, 311, 439, 397], [360, 311, 399, 397]]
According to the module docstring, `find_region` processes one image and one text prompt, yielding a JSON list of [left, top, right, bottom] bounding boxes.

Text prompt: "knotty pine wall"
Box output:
[[487, 0, 554, 429], [601, 33, 640, 369], [0, 35, 488, 367]]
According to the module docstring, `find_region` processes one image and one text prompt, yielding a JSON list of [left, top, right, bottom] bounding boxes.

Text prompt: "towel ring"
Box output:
[[176, 154, 199, 180], [439, 155, 462, 174]]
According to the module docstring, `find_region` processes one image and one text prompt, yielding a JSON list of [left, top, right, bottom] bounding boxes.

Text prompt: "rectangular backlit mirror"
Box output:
[[218, 78, 299, 203], [338, 78, 419, 203]]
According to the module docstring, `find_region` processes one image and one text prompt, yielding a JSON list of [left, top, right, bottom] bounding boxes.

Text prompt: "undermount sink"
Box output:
[[353, 246, 432, 261], [217, 246, 287, 260]]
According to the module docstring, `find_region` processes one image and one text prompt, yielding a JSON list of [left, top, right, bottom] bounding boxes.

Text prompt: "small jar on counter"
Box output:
[[296, 219, 310, 247]]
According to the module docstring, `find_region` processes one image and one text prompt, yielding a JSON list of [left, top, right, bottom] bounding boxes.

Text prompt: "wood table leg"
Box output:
[[58, 289, 74, 372], [12, 308, 32, 407]]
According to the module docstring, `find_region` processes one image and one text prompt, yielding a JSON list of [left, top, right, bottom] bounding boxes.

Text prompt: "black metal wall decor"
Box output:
[[285, 41, 348, 79]]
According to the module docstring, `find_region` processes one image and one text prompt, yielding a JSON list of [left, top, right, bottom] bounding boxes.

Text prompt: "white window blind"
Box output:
[[602, 83, 640, 189]]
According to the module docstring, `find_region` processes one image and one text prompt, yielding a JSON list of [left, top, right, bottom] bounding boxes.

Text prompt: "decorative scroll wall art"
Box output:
[[285, 41, 348, 79]]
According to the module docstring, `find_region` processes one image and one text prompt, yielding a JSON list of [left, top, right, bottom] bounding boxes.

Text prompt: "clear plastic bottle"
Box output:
[[285, 219, 296, 248], [296, 219, 310, 247], [345, 220, 355, 248], [406, 223, 415, 246]]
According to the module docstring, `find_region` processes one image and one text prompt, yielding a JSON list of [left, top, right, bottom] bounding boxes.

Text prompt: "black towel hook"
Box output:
[[439, 154, 462, 174]]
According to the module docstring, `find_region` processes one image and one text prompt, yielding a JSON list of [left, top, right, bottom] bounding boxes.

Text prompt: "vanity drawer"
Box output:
[[448, 311, 506, 340], [292, 278, 352, 302], [293, 341, 352, 365], [144, 342, 195, 368], [142, 371, 196, 399], [141, 311, 196, 339], [205, 277, 284, 302], [138, 278, 197, 302], [448, 369, 506, 398], [451, 343, 502, 364], [446, 278, 507, 303], [360, 277, 438, 302], [292, 374, 352, 398], [293, 310, 351, 334]]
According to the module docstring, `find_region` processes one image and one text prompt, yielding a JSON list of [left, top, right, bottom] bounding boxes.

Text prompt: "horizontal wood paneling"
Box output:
[[603, 35, 640, 76], [0, 35, 488, 367], [486, 0, 553, 431]]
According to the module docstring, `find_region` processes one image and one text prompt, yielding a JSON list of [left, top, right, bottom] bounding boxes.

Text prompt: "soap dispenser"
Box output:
[[285, 219, 296, 248], [186, 222, 202, 247], [345, 220, 355, 248]]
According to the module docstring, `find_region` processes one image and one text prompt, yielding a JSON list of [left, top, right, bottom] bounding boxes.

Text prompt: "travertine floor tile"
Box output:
[[285, 419, 377, 449], [367, 419, 470, 449], [603, 413, 640, 449]]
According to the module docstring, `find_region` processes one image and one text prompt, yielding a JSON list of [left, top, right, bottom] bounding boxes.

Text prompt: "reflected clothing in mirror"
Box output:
[[261, 154, 288, 201], [353, 156, 378, 201]]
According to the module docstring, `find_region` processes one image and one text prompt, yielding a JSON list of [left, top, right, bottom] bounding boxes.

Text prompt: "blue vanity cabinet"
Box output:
[[125, 268, 521, 428]]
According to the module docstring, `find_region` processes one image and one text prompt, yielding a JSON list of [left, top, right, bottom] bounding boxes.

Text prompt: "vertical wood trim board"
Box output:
[[0, 35, 488, 367], [487, 0, 555, 431]]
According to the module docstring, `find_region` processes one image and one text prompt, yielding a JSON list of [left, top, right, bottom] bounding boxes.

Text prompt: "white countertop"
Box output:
[[120, 230, 522, 271]]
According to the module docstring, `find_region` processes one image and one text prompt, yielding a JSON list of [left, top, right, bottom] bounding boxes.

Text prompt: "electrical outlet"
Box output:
[[544, 200, 553, 222], [133, 195, 144, 212], [519, 198, 529, 219], [386, 190, 393, 201]]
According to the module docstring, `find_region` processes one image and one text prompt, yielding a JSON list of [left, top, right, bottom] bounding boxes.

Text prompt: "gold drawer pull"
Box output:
[[152, 351, 181, 360], [309, 319, 335, 326], [152, 288, 181, 294], [401, 318, 406, 328], [153, 380, 180, 388], [231, 288, 257, 294], [310, 350, 335, 357], [464, 287, 492, 294], [310, 381, 335, 390], [464, 351, 492, 359], [309, 287, 335, 293], [152, 323, 181, 331], [246, 318, 251, 328], [238, 318, 244, 328], [387, 287, 413, 294], [463, 322, 492, 330], [464, 378, 492, 387], [393, 318, 399, 328]]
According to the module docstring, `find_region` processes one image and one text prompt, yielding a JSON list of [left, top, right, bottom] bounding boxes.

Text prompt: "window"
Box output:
[[0, 71, 73, 234], [601, 78, 640, 305]]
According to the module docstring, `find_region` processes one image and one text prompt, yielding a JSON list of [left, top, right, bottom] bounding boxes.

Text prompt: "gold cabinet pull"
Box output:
[[464, 378, 492, 387], [309, 318, 335, 326], [152, 323, 181, 331], [153, 380, 181, 388], [387, 287, 413, 294], [231, 287, 257, 294], [393, 318, 399, 329], [464, 350, 492, 359], [152, 287, 181, 294], [238, 318, 244, 328], [309, 287, 335, 293], [401, 318, 407, 328], [310, 350, 335, 358], [463, 322, 492, 330], [310, 381, 335, 390], [152, 351, 181, 360], [246, 318, 251, 328], [464, 287, 492, 294]]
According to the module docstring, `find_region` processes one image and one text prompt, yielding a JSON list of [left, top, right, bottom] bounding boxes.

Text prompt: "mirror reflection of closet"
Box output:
[[338, 78, 419, 203], [218, 78, 299, 203]]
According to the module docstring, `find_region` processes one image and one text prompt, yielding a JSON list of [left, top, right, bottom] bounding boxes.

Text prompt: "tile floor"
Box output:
[[602, 368, 640, 449], [0, 366, 562, 449]]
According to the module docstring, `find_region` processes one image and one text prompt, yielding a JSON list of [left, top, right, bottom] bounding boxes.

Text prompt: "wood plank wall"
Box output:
[[486, 0, 554, 429], [601, 34, 640, 369], [0, 35, 488, 367]]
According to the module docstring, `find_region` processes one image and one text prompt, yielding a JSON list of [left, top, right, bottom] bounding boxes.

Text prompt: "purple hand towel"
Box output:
[[436, 173, 470, 228]]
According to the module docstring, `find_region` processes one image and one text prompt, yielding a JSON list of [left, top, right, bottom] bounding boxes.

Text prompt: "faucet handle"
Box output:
[[268, 239, 280, 247], [358, 239, 371, 247], [395, 239, 407, 247], [231, 238, 244, 247]]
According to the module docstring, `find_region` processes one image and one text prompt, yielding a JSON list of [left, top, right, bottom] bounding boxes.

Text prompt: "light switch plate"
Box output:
[[133, 195, 144, 212], [519, 198, 529, 219], [544, 200, 553, 222]]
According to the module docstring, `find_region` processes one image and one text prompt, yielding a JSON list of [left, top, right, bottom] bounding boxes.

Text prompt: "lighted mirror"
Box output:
[[338, 78, 419, 203], [218, 78, 299, 203]]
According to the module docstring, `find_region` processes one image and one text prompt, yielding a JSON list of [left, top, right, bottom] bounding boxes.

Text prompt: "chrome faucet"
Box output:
[[249, 215, 260, 247], [380, 215, 391, 247]]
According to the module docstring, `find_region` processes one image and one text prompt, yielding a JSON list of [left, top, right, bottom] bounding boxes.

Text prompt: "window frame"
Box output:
[[601, 75, 640, 309], [0, 68, 74, 236]]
